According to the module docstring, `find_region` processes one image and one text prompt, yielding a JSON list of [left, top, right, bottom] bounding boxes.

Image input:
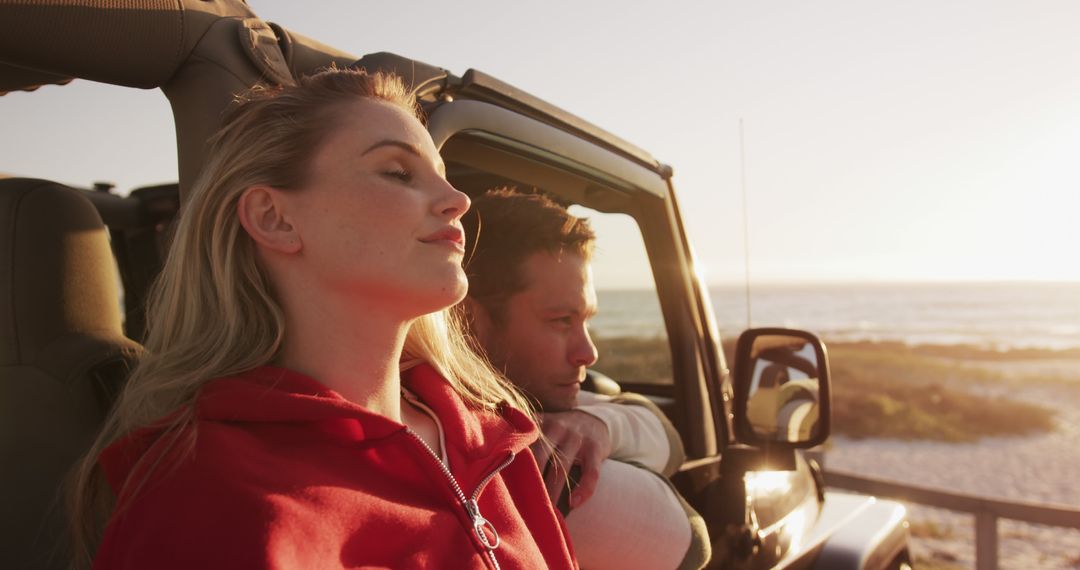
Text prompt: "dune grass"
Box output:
[[838, 340, 1080, 362], [592, 336, 675, 386], [826, 344, 1055, 442], [908, 518, 955, 540], [592, 336, 1059, 442], [912, 558, 966, 570]]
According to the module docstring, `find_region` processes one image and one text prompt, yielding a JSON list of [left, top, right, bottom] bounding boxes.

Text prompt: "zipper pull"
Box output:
[[465, 498, 501, 550]]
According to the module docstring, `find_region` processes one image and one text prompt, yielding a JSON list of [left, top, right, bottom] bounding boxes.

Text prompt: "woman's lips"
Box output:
[[419, 227, 465, 253]]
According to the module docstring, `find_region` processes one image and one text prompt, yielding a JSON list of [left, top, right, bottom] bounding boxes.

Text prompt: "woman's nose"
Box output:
[[434, 178, 470, 219]]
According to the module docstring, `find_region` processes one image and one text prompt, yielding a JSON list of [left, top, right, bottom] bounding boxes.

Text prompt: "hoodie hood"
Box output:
[[92, 363, 575, 570], [100, 363, 538, 494]]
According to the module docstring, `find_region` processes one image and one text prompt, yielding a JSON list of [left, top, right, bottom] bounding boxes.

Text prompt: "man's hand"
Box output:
[[531, 410, 612, 510]]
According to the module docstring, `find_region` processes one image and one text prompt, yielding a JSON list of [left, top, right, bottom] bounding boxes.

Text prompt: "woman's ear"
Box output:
[[237, 186, 302, 254]]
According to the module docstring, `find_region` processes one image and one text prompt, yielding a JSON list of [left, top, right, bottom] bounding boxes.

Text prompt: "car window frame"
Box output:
[[426, 99, 729, 461]]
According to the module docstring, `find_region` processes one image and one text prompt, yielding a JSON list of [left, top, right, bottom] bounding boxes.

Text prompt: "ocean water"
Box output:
[[593, 282, 1080, 350]]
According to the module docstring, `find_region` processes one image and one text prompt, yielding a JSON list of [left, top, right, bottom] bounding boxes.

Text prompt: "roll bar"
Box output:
[[0, 0, 356, 199]]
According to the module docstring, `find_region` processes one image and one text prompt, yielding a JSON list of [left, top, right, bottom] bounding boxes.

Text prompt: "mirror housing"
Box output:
[[733, 328, 831, 448]]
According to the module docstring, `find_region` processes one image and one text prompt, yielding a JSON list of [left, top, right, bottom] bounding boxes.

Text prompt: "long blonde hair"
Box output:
[[69, 67, 529, 566]]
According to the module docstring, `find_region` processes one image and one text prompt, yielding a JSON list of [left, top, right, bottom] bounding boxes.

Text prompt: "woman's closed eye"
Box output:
[[383, 167, 413, 182]]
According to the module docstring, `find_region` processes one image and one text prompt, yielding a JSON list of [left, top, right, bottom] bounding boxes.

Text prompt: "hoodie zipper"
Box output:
[[406, 429, 515, 570]]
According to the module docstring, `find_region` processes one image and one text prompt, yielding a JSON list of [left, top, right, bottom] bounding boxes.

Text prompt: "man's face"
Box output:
[[479, 251, 599, 411]]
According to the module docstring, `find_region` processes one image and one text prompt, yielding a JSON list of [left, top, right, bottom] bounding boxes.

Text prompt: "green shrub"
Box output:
[[592, 335, 1059, 441], [592, 335, 673, 385], [827, 346, 1055, 441]]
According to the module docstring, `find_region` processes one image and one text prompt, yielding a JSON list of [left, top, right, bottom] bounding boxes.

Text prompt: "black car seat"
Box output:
[[0, 178, 142, 570]]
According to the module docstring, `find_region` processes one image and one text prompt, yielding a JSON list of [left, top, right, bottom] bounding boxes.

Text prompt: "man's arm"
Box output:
[[575, 390, 685, 477], [565, 460, 710, 570], [532, 409, 612, 509], [535, 389, 686, 508]]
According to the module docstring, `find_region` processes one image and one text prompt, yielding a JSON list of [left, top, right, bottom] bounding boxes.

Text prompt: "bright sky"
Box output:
[[3, 1, 1079, 286]]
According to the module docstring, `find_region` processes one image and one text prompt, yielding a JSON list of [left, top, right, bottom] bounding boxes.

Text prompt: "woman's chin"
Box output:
[[406, 275, 468, 315], [447, 275, 470, 305]]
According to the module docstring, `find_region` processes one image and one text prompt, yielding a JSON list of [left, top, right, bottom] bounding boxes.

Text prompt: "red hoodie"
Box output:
[[94, 364, 577, 569]]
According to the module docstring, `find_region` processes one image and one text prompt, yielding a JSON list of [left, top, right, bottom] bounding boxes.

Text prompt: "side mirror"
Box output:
[[733, 328, 831, 448]]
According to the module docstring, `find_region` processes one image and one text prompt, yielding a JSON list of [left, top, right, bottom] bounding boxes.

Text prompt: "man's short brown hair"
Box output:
[[463, 188, 595, 320]]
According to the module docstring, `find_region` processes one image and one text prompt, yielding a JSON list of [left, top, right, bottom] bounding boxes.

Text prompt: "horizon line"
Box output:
[[595, 278, 1080, 292]]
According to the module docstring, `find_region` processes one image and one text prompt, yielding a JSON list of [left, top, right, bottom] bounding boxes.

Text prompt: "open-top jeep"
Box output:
[[1, 1, 911, 568]]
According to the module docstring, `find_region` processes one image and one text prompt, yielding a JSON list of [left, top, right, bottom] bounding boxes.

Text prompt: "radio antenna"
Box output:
[[740, 118, 752, 328]]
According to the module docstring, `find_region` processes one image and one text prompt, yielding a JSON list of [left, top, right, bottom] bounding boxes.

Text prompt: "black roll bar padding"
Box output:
[[0, 0, 357, 202], [274, 26, 357, 79], [0, 0, 239, 89], [0, 62, 73, 95], [351, 52, 453, 102]]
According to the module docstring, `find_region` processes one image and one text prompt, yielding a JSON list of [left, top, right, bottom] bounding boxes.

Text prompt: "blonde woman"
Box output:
[[70, 68, 577, 570]]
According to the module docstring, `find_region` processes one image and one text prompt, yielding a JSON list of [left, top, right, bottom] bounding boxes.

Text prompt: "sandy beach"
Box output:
[[824, 358, 1080, 569]]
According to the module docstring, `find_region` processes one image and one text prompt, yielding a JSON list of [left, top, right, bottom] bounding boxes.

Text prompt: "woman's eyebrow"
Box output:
[[542, 305, 599, 319], [362, 139, 421, 157], [361, 139, 446, 175]]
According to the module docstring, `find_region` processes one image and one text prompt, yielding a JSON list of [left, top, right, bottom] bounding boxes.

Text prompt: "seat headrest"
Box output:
[[0, 178, 141, 382]]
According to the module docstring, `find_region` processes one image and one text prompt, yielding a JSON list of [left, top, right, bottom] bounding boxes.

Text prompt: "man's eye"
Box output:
[[550, 316, 573, 326], [384, 168, 412, 182]]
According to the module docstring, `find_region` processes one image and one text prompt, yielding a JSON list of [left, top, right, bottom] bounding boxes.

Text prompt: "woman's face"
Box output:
[[281, 98, 470, 318]]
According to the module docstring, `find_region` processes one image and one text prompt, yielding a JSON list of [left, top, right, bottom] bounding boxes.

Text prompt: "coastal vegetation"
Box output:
[[593, 336, 1061, 441], [827, 343, 1055, 442], [847, 340, 1080, 362], [592, 335, 676, 386]]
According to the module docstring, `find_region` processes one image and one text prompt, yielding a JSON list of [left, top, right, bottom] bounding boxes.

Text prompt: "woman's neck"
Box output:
[[275, 296, 412, 422]]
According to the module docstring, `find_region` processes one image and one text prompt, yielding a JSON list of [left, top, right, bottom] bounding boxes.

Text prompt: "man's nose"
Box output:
[[570, 326, 599, 369]]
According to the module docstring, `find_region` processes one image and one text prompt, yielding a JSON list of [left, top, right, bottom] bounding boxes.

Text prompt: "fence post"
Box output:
[[975, 511, 998, 570]]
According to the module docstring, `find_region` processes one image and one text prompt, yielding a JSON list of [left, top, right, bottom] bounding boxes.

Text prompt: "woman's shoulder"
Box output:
[[94, 448, 280, 570], [102, 419, 272, 502], [95, 420, 283, 569]]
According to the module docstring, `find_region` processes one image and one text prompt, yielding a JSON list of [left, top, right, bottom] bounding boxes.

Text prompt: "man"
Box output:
[[461, 188, 709, 570]]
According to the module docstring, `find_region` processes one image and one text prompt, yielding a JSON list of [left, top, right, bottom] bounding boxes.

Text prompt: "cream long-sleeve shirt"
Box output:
[[575, 390, 685, 476], [566, 391, 709, 570]]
